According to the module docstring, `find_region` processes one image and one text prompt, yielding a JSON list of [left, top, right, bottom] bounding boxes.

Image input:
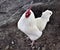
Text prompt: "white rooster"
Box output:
[[17, 9, 52, 46]]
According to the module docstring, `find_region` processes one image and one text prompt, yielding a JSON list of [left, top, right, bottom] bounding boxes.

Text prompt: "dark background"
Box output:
[[0, 0, 60, 50]]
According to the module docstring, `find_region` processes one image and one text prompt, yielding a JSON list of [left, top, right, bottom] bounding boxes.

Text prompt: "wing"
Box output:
[[35, 17, 44, 31]]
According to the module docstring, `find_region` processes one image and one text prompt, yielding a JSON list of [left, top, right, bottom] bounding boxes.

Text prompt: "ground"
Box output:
[[0, 0, 60, 50]]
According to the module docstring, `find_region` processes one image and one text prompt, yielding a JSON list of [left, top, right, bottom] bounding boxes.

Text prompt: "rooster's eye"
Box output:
[[50, 13, 52, 15]]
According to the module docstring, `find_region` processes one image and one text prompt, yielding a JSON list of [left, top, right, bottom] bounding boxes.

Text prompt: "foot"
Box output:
[[28, 41, 35, 46]]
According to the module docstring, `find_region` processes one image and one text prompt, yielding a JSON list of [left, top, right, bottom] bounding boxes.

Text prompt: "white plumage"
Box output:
[[18, 9, 42, 41], [17, 9, 52, 45], [35, 10, 53, 31]]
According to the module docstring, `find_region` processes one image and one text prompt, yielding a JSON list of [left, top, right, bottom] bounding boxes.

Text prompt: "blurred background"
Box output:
[[0, 0, 60, 50]]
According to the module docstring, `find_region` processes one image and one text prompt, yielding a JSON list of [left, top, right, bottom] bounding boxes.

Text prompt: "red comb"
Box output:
[[25, 9, 31, 18], [25, 0, 33, 18]]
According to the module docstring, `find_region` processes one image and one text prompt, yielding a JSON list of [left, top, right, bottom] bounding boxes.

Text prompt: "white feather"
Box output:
[[35, 10, 53, 31], [17, 10, 42, 41]]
